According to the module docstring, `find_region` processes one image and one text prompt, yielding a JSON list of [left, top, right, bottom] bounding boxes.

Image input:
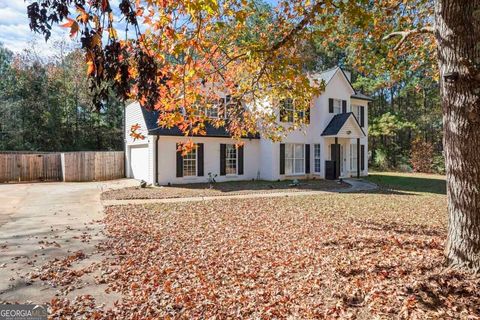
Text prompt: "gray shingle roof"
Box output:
[[351, 92, 373, 101], [141, 108, 259, 138], [321, 112, 366, 137]]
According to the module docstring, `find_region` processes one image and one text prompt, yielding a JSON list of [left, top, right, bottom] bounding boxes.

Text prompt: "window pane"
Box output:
[[285, 159, 293, 174], [225, 144, 237, 174], [294, 159, 304, 173], [314, 144, 321, 158], [295, 144, 304, 158], [285, 144, 294, 159], [314, 144, 321, 173], [334, 99, 342, 114], [183, 147, 197, 176], [315, 159, 321, 173]]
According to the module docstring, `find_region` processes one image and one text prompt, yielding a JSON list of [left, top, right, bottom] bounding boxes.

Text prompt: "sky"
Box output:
[[0, 0, 279, 56], [0, 0, 72, 55]]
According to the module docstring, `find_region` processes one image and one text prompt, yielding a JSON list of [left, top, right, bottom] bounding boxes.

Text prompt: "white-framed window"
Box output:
[[280, 99, 308, 123], [285, 143, 305, 175], [205, 104, 219, 118], [183, 147, 197, 177], [280, 98, 295, 122], [352, 105, 361, 122], [350, 143, 358, 172], [314, 144, 321, 173], [225, 144, 237, 175], [333, 99, 342, 114]]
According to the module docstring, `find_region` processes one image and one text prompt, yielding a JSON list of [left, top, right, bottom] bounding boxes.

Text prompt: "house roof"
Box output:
[[321, 112, 366, 137], [141, 108, 260, 139], [351, 92, 373, 101], [313, 66, 373, 103]]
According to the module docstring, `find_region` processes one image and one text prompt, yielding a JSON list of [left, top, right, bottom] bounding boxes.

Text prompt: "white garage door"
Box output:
[[130, 145, 149, 181]]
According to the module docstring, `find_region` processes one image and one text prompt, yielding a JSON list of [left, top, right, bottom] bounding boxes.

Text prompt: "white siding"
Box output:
[[257, 68, 365, 180], [125, 102, 149, 146], [156, 136, 260, 185]]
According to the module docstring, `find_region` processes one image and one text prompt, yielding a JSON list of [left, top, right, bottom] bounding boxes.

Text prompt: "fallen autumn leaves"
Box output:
[[34, 191, 480, 318]]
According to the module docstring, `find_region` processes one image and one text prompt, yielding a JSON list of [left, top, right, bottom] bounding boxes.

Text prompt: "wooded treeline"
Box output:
[[0, 42, 124, 152], [1, 3, 444, 173]]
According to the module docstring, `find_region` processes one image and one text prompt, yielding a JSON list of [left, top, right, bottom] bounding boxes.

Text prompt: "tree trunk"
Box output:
[[436, 0, 480, 271]]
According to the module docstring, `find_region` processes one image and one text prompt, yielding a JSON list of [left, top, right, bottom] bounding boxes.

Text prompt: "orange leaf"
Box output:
[[60, 18, 79, 37]]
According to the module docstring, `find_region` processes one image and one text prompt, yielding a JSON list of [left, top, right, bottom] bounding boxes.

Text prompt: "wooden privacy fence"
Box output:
[[62, 151, 125, 182], [0, 152, 62, 182], [0, 151, 124, 183]]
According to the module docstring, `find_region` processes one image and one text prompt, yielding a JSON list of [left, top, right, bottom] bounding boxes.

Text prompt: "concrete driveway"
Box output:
[[0, 179, 137, 305]]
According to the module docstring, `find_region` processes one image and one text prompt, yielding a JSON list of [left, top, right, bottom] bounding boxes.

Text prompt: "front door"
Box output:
[[330, 144, 340, 179]]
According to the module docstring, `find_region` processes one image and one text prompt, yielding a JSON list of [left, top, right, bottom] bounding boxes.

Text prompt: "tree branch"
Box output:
[[383, 26, 434, 50]]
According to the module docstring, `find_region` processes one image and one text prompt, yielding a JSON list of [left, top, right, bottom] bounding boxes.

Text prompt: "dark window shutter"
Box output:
[[360, 106, 365, 127], [361, 145, 365, 170], [305, 144, 310, 174], [176, 143, 183, 177], [279, 100, 286, 122], [342, 100, 347, 113], [305, 106, 310, 124], [280, 143, 285, 175], [238, 145, 244, 175], [329, 98, 334, 113], [197, 143, 204, 176], [220, 144, 226, 176]]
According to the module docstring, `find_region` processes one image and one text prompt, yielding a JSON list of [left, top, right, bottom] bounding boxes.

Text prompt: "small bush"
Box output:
[[373, 148, 388, 170], [431, 154, 446, 174], [410, 138, 434, 173]]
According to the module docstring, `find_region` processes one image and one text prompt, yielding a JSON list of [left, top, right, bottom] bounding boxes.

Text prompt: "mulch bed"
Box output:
[[101, 179, 348, 200]]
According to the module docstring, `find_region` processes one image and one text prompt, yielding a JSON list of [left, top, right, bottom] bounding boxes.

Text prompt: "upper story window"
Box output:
[[351, 104, 365, 127], [329, 98, 346, 115], [352, 105, 361, 121], [197, 95, 234, 119], [280, 99, 309, 123], [205, 104, 219, 118], [333, 99, 342, 114]]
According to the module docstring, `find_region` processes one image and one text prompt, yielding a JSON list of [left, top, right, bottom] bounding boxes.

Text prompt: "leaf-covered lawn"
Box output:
[[101, 179, 347, 200], [46, 188, 480, 318]]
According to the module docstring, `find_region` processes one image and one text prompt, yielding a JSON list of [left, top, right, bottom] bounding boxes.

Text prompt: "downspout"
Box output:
[[123, 104, 127, 178], [154, 136, 159, 185]]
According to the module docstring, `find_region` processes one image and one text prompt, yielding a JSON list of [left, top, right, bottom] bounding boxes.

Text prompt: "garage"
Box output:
[[129, 144, 149, 181]]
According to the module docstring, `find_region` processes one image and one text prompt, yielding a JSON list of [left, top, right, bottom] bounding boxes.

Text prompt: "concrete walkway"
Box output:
[[102, 178, 378, 206]]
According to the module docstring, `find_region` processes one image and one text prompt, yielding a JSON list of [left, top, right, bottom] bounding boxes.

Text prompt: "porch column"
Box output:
[[335, 137, 340, 179], [357, 138, 360, 178]]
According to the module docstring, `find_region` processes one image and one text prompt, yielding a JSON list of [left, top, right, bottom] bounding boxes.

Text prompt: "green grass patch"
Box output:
[[367, 171, 446, 195]]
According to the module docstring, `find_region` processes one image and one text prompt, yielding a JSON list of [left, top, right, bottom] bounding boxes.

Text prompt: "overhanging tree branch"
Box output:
[[383, 26, 434, 50]]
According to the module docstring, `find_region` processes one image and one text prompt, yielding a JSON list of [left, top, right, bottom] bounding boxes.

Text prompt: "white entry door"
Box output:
[[129, 145, 149, 181]]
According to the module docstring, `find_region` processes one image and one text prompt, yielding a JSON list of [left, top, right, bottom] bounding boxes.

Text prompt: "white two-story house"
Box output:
[[125, 66, 371, 185]]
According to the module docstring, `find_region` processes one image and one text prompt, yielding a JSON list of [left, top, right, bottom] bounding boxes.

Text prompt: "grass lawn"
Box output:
[[366, 171, 446, 195], [101, 179, 348, 200], [41, 172, 480, 318]]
